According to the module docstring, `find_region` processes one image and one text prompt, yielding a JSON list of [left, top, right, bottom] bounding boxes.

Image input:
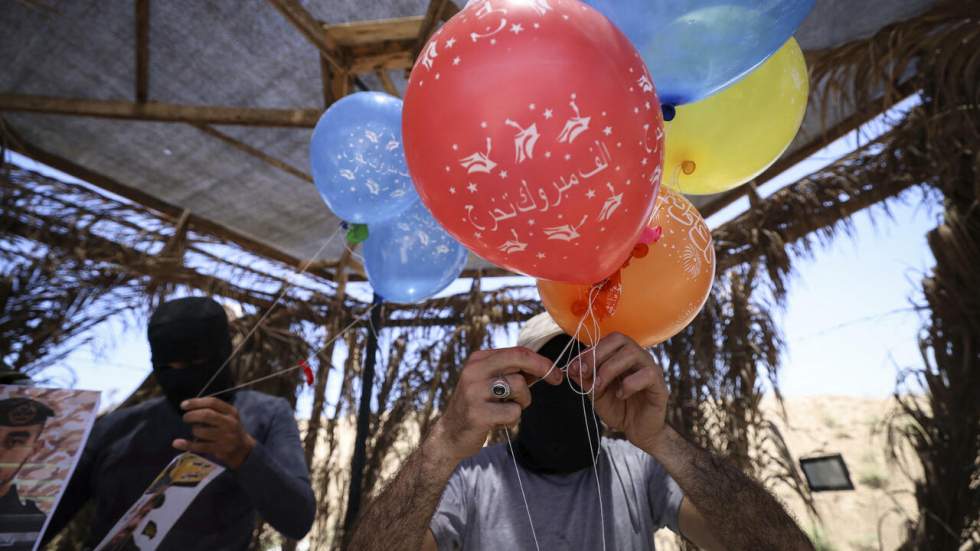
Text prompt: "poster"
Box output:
[[94, 452, 225, 551], [0, 385, 100, 551]]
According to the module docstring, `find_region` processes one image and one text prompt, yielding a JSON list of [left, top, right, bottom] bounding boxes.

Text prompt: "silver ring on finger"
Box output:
[[490, 377, 512, 401]]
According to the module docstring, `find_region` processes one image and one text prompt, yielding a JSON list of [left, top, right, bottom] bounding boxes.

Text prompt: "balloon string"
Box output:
[[504, 428, 542, 551], [204, 304, 378, 399], [565, 290, 606, 551], [532, 283, 604, 389], [518, 291, 606, 551], [196, 224, 344, 399], [669, 164, 684, 194], [345, 241, 367, 267]]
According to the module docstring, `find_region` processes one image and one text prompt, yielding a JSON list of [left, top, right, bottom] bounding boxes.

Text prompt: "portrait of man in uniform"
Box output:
[[0, 397, 55, 550]]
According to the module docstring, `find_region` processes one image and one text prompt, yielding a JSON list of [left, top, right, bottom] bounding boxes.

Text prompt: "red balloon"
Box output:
[[403, 0, 664, 284]]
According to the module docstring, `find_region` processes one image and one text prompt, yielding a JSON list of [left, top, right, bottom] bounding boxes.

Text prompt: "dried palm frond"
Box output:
[[804, 2, 980, 547]]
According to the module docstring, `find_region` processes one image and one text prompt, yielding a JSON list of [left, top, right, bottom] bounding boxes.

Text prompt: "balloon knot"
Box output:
[[681, 160, 696, 175], [638, 225, 663, 245], [346, 223, 369, 245], [661, 104, 676, 121], [300, 359, 314, 386]]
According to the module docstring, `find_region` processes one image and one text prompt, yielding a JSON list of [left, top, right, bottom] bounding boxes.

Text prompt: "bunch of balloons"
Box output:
[[309, 92, 468, 303], [310, 0, 813, 344], [586, 0, 812, 196]]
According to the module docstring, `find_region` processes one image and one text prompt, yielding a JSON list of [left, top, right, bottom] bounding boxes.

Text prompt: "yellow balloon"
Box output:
[[663, 38, 808, 195]]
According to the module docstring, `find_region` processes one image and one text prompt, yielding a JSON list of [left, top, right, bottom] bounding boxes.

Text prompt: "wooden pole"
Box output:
[[0, 94, 321, 127], [413, 0, 450, 61], [375, 69, 400, 98], [265, 0, 344, 73], [135, 0, 150, 103], [4, 126, 335, 278], [191, 123, 313, 183], [342, 293, 384, 541]]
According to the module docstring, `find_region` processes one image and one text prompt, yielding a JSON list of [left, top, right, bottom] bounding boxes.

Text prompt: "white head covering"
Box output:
[[517, 312, 565, 353]]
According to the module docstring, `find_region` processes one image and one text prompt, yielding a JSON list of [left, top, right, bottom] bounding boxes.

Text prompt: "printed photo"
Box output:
[[0, 385, 100, 551], [95, 452, 225, 551]]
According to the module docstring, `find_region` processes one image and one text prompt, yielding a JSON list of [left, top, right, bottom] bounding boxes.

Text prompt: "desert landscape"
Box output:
[[654, 395, 920, 550]]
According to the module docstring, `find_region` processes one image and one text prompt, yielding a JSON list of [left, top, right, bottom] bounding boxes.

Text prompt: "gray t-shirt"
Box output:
[[431, 437, 684, 550]]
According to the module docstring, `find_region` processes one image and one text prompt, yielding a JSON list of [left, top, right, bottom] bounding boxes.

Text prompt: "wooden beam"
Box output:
[[324, 16, 424, 47], [191, 123, 313, 183], [318, 52, 351, 108], [441, 1, 461, 20], [2, 212, 288, 311], [265, 0, 343, 73], [413, 0, 450, 61], [375, 69, 400, 98], [3, 125, 338, 278], [0, 94, 321, 127], [135, 0, 150, 103], [319, 54, 334, 108], [461, 266, 515, 279], [330, 62, 350, 103], [349, 43, 414, 73]]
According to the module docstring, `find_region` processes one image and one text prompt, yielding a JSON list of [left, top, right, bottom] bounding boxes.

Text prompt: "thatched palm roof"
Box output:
[[0, 0, 935, 277]]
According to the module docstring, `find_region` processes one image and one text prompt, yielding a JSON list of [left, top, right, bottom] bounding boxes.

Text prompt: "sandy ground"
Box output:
[[654, 395, 919, 550], [766, 396, 919, 551]]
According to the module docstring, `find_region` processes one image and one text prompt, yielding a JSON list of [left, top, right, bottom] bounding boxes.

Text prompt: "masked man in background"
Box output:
[[43, 297, 315, 550], [349, 313, 812, 551]]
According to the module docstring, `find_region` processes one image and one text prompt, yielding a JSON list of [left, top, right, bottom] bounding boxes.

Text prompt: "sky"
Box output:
[[10, 96, 936, 413]]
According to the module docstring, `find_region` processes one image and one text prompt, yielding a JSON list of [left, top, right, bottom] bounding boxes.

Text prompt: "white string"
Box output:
[[531, 282, 605, 390], [504, 427, 542, 551], [196, 224, 344, 398], [204, 304, 377, 398], [669, 164, 684, 196], [511, 282, 608, 551], [578, 299, 607, 551], [344, 241, 367, 266]]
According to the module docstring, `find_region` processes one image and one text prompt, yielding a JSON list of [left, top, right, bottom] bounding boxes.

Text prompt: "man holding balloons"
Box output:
[[349, 314, 813, 551], [316, 0, 818, 547]]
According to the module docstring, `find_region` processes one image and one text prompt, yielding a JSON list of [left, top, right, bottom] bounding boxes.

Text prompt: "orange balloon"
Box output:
[[538, 188, 715, 346]]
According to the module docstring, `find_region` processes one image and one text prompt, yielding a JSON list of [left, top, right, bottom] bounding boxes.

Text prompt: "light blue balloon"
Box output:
[[585, 0, 814, 108], [364, 200, 469, 304], [309, 92, 415, 224]]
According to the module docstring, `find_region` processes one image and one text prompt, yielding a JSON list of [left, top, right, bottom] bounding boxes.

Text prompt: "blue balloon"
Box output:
[[364, 200, 469, 304], [309, 92, 415, 224], [585, 0, 814, 107]]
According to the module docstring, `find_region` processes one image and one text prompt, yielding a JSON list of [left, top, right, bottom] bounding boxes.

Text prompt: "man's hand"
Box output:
[[348, 347, 563, 551], [566, 332, 668, 453], [173, 397, 256, 470], [567, 337, 811, 550], [433, 347, 563, 462]]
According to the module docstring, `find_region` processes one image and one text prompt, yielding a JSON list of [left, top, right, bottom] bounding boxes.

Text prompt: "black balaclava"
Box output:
[[514, 334, 601, 475], [148, 297, 235, 409]]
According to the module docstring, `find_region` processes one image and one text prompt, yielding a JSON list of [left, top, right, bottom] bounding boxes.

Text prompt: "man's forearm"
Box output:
[[646, 426, 813, 551], [348, 422, 461, 551]]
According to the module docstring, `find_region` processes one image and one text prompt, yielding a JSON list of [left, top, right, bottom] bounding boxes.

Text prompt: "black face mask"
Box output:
[[148, 297, 236, 410], [514, 335, 601, 474]]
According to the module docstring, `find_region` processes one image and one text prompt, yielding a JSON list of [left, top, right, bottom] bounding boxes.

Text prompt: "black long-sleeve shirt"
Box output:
[[44, 390, 316, 550]]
